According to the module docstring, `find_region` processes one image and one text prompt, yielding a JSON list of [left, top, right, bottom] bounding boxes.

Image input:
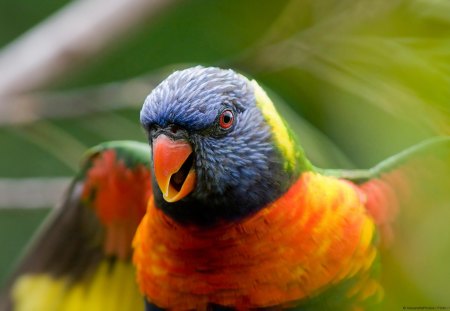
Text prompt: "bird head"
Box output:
[[140, 66, 311, 225]]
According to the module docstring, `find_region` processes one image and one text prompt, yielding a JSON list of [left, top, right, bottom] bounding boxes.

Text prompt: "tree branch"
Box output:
[[0, 178, 71, 209], [0, 0, 177, 98]]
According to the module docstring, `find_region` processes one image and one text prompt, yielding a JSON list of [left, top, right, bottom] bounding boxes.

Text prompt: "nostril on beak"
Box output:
[[170, 125, 179, 134]]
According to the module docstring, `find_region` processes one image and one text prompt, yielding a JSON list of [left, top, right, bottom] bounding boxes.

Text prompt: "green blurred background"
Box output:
[[0, 0, 449, 309]]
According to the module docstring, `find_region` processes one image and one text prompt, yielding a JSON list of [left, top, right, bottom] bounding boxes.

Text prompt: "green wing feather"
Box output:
[[317, 136, 450, 183], [0, 141, 151, 311]]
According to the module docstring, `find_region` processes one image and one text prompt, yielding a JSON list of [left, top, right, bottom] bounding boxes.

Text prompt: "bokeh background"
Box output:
[[0, 0, 449, 309]]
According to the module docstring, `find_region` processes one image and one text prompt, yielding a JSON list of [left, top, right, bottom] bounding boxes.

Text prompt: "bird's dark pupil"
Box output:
[[219, 110, 233, 129]]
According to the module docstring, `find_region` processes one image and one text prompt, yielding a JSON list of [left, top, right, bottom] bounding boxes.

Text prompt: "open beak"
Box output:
[[152, 134, 196, 202]]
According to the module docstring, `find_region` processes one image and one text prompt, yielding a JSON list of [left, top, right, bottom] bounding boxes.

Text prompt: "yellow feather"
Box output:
[[12, 261, 142, 311], [251, 79, 297, 171]]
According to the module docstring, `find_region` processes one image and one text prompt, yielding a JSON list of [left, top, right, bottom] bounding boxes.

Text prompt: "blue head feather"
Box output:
[[141, 66, 252, 131], [140, 66, 298, 225]]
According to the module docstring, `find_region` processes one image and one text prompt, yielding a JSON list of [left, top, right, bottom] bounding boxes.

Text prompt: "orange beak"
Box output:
[[152, 134, 196, 202]]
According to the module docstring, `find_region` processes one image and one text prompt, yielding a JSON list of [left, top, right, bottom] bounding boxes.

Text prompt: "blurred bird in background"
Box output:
[[0, 0, 449, 310]]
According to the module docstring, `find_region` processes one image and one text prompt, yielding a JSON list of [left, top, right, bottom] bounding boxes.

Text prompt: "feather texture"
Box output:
[[133, 172, 381, 310], [0, 142, 151, 311], [12, 261, 142, 311]]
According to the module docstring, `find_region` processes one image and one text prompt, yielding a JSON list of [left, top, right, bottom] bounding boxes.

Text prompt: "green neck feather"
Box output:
[[252, 80, 312, 175]]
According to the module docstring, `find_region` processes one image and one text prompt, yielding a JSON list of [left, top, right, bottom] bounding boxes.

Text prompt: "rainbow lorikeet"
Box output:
[[0, 67, 448, 311]]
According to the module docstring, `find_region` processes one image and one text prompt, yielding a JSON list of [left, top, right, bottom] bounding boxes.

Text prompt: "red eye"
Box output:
[[219, 110, 234, 129]]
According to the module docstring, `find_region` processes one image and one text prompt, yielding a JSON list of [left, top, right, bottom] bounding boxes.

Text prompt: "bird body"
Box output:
[[134, 172, 380, 310], [1, 66, 448, 311]]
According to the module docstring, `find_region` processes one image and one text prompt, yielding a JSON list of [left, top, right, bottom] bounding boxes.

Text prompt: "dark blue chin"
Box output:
[[151, 160, 296, 227]]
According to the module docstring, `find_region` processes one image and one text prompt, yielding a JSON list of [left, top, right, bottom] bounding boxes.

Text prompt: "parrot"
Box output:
[[0, 66, 448, 311]]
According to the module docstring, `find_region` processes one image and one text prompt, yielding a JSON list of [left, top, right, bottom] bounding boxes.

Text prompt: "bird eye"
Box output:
[[218, 110, 234, 129]]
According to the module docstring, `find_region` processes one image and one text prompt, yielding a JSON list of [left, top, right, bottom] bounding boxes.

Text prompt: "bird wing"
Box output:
[[320, 136, 450, 245], [0, 141, 152, 311], [317, 136, 449, 182]]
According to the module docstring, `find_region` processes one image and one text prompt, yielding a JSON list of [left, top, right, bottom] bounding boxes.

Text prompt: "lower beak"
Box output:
[[152, 134, 196, 202]]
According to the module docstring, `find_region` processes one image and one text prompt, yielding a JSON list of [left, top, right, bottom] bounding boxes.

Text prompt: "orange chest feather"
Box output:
[[133, 172, 377, 310]]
